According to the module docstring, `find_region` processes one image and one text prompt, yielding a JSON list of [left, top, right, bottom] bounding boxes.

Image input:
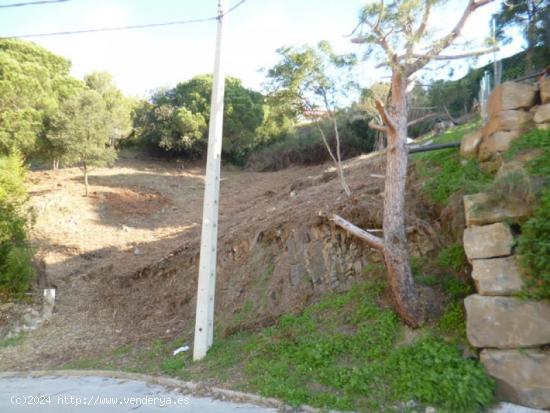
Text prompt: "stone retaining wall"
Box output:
[[460, 79, 550, 410]]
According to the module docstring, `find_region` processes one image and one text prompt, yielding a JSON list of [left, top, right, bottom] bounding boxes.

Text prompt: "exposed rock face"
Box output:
[[488, 82, 538, 115], [464, 193, 531, 226], [540, 77, 550, 104], [471, 256, 524, 296], [478, 131, 522, 161], [463, 223, 514, 260], [460, 130, 483, 158], [465, 295, 550, 348], [533, 103, 550, 124], [481, 349, 550, 410], [483, 110, 533, 139]]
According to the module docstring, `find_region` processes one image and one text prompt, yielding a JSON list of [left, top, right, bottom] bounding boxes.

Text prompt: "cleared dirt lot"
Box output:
[[0, 153, 335, 369]]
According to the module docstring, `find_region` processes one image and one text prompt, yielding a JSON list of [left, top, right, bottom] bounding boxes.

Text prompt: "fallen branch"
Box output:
[[407, 112, 439, 127], [330, 214, 384, 251]]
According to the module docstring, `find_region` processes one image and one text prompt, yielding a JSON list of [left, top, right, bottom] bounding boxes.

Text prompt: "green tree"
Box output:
[[135, 75, 264, 163], [0, 152, 34, 298], [266, 41, 358, 195], [495, 0, 550, 74], [0, 39, 77, 158], [50, 90, 116, 196], [84, 71, 133, 146]]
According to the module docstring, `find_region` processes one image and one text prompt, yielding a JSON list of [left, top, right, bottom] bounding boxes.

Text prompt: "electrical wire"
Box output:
[[0, 0, 68, 8], [2, 0, 250, 39]]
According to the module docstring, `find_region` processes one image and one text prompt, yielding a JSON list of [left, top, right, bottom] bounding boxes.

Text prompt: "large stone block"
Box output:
[[488, 82, 538, 115], [534, 103, 550, 124], [483, 110, 533, 139], [481, 349, 550, 410], [464, 192, 531, 226], [463, 223, 514, 260], [471, 256, 524, 295], [541, 77, 550, 104], [478, 130, 522, 161], [465, 295, 550, 348], [460, 129, 483, 159]]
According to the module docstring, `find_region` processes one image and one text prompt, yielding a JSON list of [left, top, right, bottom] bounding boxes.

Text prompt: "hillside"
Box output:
[[0, 124, 497, 412]]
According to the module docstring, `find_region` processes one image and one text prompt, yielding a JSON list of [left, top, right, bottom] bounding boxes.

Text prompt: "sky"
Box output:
[[0, 0, 522, 98]]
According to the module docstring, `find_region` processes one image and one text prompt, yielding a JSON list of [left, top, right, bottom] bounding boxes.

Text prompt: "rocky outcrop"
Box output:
[[540, 77, 550, 104], [465, 295, 550, 348], [483, 110, 533, 139], [471, 257, 524, 296], [463, 223, 514, 260], [479, 131, 522, 161], [487, 82, 538, 114], [463, 80, 547, 162], [534, 103, 550, 125], [463, 193, 531, 226], [481, 349, 550, 410], [460, 130, 483, 158]]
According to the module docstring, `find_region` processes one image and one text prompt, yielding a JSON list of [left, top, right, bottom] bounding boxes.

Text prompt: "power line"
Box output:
[[1, 0, 250, 39], [6, 16, 218, 39], [0, 0, 68, 8]]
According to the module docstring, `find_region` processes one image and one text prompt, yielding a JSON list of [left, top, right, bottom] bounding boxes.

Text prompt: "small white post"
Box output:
[[193, 0, 226, 361]]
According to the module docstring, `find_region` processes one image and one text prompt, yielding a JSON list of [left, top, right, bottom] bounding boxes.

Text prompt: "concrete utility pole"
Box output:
[[193, 0, 226, 361]]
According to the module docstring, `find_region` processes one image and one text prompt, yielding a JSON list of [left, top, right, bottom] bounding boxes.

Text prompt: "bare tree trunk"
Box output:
[[83, 164, 89, 197], [331, 116, 352, 197], [315, 119, 351, 197], [382, 72, 423, 327]]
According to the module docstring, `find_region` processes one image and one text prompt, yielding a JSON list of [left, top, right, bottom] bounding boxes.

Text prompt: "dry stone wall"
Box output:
[[460, 80, 550, 410]]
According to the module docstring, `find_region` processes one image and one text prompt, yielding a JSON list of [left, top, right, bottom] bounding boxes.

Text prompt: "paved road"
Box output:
[[0, 376, 277, 412]]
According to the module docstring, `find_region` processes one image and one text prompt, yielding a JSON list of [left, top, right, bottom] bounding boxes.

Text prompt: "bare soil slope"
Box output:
[[0, 151, 437, 370]]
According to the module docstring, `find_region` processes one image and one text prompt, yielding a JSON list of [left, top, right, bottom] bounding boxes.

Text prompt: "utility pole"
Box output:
[[193, 0, 226, 361]]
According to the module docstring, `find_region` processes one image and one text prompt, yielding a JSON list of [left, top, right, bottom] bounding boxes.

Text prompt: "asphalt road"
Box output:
[[0, 376, 277, 412]]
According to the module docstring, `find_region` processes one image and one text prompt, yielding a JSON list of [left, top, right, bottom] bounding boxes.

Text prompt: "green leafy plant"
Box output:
[[517, 188, 550, 299], [437, 244, 468, 273], [0, 152, 35, 299]]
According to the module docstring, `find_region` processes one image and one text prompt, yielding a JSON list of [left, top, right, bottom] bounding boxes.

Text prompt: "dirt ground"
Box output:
[[0, 149, 437, 370], [0, 151, 350, 369]]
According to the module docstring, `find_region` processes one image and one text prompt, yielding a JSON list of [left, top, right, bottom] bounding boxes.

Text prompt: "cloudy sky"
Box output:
[[0, 0, 520, 98]]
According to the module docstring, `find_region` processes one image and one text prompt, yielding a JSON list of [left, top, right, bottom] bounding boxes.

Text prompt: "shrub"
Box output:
[[414, 123, 492, 205], [0, 152, 34, 298], [246, 114, 376, 171], [517, 188, 550, 299], [504, 128, 550, 299], [437, 243, 468, 273]]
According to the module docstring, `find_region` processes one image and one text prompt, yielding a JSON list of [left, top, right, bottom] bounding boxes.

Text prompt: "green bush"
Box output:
[[414, 123, 493, 205], [506, 128, 550, 178], [0, 152, 34, 298], [437, 243, 468, 273], [517, 188, 550, 299], [246, 115, 376, 171], [504, 128, 550, 299]]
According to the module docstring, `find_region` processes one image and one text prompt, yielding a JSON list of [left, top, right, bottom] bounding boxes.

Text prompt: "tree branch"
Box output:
[[330, 214, 385, 251], [406, 0, 496, 75], [375, 99, 396, 132], [407, 112, 439, 127], [410, 47, 499, 61], [413, 0, 433, 42], [369, 120, 388, 133]]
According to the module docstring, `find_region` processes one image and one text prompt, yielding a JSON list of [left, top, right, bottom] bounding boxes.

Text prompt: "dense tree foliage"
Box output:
[[134, 75, 264, 163], [49, 89, 116, 195], [265, 42, 358, 194], [85, 71, 134, 147], [0, 39, 81, 158], [0, 152, 34, 299], [495, 0, 550, 73]]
